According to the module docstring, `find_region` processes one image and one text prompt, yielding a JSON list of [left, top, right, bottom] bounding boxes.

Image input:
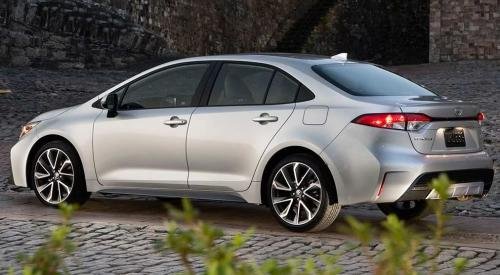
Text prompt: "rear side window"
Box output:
[[265, 72, 299, 104], [120, 63, 209, 110], [208, 64, 274, 106], [312, 63, 435, 96]]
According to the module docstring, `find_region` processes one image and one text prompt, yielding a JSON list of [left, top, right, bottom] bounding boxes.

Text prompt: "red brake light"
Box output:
[[353, 113, 431, 131], [477, 112, 485, 125], [354, 113, 406, 130]]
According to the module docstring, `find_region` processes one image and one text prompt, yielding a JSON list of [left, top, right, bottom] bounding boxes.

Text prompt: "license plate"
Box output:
[[444, 128, 466, 147]]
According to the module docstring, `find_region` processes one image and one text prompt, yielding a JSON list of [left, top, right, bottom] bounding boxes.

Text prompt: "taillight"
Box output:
[[477, 112, 485, 125], [406, 114, 431, 131], [353, 113, 431, 131]]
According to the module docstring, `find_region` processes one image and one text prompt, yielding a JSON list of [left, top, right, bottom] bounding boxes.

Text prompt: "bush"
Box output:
[[156, 198, 341, 275], [345, 174, 468, 275], [10, 203, 78, 275], [159, 174, 468, 274]]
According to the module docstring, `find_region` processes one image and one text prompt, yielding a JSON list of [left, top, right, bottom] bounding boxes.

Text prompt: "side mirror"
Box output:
[[104, 93, 118, 118]]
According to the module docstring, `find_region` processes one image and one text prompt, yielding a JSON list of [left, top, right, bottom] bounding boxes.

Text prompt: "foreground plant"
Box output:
[[157, 198, 341, 275], [346, 174, 468, 275], [11, 203, 78, 275]]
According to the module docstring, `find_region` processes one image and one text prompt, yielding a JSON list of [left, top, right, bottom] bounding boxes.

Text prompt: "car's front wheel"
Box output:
[[377, 200, 431, 221], [266, 154, 341, 232], [29, 141, 90, 206]]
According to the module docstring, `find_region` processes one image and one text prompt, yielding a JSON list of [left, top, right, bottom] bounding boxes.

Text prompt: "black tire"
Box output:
[[29, 140, 90, 207], [266, 153, 341, 232], [377, 200, 431, 221]]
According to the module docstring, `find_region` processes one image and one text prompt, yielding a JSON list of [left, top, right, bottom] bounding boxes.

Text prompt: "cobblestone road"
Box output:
[[0, 60, 499, 274], [1, 215, 499, 275]]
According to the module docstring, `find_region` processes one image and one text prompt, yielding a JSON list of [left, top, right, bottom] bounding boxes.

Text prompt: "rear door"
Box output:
[[187, 63, 298, 191]]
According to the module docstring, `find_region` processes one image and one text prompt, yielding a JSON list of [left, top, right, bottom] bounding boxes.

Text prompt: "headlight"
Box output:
[[19, 121, 40, 139]]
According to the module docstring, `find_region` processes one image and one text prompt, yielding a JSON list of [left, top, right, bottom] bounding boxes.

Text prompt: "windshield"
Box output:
[[312, 63, 436, 96]]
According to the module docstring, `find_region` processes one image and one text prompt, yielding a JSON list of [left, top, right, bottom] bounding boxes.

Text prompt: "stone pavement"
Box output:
[[1, 218, 499, 275], [1, 193, 500, 274]]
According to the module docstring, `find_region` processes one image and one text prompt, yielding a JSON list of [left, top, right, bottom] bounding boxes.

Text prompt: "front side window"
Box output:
[[313, 63, 436, 96], [265, 72, 300, 104], [208, 63, 274, 106], [120, 63, 209, 110]]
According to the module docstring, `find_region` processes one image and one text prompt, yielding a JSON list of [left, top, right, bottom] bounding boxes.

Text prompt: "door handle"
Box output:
[[252, 113, 278, 124], [163, 116, 187, 127]]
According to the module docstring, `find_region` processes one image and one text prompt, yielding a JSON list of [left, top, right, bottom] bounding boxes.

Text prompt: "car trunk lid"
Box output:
[[359, 96, 483, 154]]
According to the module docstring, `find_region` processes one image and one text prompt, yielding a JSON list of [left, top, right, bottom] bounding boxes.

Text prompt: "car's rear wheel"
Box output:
[[30, 141, 90, 206], [266, 154, 341, 232], [377, 200, 431, 221]]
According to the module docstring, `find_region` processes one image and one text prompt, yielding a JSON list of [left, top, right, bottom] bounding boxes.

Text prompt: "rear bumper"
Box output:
[[398, 169, 494, 201], [321, 124, 494, 205]]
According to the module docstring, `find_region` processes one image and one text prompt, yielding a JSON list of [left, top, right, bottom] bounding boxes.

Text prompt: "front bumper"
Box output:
[[10, 132, 38, 188]]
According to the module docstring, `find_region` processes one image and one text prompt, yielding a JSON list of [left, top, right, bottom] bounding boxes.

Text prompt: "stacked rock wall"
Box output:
[[0, 0, 313, 68], [303, 0, 430, 65], [429, 0, 499, 62], [0, 0, 171, 68]]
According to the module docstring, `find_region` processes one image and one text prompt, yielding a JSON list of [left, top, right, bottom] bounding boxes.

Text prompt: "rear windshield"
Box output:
[[312, 63, 436, 96]]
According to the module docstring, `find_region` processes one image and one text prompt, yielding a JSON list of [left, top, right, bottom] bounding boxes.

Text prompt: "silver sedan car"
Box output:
[[10, 54, 494, 232]]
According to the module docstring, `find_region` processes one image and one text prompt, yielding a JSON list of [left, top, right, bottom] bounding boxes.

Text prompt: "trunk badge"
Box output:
[[454, 108, 463, 117]]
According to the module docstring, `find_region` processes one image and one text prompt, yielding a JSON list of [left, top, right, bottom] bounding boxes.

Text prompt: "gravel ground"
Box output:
[[0, 60, 499, 217]]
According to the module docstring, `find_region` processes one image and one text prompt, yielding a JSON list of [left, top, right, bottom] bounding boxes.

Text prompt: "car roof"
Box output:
[[172, 53, 359, 68]]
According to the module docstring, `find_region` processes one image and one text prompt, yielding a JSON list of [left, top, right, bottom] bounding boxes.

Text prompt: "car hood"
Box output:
[[31, 106, 76, 122]]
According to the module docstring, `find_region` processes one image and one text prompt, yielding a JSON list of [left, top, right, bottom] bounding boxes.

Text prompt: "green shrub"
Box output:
[[160, 175, 468, 274], [346, 174, 468, 275], [10, 203, 77, 275], [156, 198, 341, 275]]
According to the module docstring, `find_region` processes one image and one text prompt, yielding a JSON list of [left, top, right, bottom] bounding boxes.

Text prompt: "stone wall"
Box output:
[[3, 0, 495, 68], [0, 0, 313, 68], [122, 0, 315, 55], [429, 0, 499, 62], [303, 0, 429, 65], [0, 0, 169, 68]]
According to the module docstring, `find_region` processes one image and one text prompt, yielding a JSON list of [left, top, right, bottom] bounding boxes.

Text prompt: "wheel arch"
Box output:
[[26, 134, 84, 189], [260, 146, 338, 206]]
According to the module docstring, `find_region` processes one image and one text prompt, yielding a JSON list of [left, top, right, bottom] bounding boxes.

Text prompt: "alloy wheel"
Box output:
[[271, 162, 322, 225], [34, 148, 74, 204]]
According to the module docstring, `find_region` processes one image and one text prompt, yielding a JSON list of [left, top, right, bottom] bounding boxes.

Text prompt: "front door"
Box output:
[[187, 63, 299, 191], [93, 63, 211, 188]]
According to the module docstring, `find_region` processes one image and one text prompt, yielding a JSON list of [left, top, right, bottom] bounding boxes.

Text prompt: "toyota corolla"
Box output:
[[10, 53, 494, 232]]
